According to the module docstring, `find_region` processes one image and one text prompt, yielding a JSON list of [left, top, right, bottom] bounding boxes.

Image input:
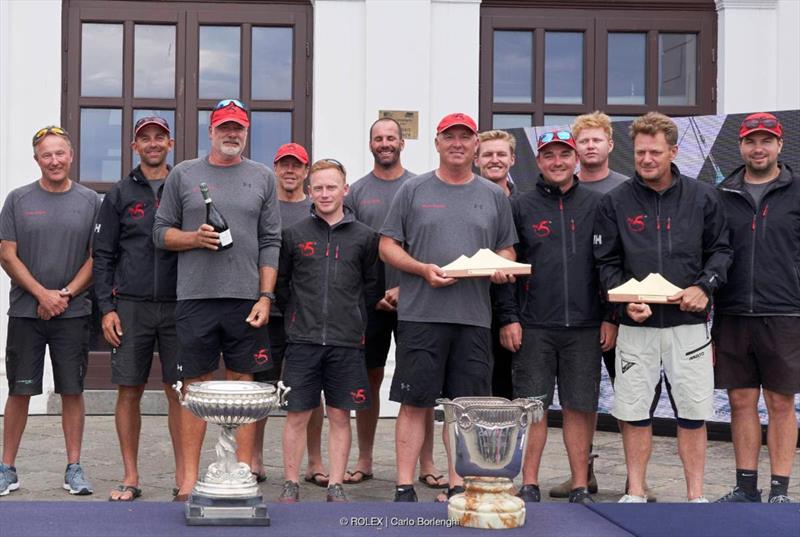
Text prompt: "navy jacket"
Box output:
[[93, 166, 177, 315], [593, 164, 732, 328], [716, 163, 800, 315]]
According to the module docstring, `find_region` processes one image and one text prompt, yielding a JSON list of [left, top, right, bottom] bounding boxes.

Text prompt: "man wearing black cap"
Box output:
[[380, 112, 517, 502], [153, 99, 281, 499], [714, 113, 798, 504], [93, 116, 182, 501], [495, 130, 613, 505], [0, 126, 99, 497]]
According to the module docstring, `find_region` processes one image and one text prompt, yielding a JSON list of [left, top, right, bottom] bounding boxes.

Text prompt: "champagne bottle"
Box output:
[[199, 183, 233, 250]]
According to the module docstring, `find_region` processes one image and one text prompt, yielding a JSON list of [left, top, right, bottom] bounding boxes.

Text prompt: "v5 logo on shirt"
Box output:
[[626, 214, 647, 233], [531, 219, 552, 238]]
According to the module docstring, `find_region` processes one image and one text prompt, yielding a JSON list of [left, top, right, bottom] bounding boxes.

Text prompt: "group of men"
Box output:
[[0, 101, 796, 507]]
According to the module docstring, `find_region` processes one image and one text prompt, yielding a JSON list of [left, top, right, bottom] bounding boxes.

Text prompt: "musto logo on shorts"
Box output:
[[253, 348, 269, 365], [351, 388, 367, 404], [621, 359, 636, 374]]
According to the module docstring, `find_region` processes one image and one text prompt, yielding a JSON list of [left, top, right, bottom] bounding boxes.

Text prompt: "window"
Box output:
[[64, 0, 312, 192], [480, 1, 716, 129]]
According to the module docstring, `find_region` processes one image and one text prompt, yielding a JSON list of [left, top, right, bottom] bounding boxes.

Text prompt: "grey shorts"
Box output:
[[613, 323, 714, 422], [511, 327, 602, 412], [111, 299, 179, 386]]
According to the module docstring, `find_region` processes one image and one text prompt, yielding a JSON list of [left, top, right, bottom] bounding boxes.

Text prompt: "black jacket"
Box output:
[[593, 164, 732, 328], [276, 206, 380, 348], [716, 163, 800, 315], [93, 166, 178, 315], [495, 175, 607, 329]]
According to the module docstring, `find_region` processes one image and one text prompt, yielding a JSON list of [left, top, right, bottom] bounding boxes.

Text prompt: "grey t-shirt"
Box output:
[[279, 197, 313, 229], [579, 169, 628, 195], [0, 180, 100, 318], [153, 157, 281, 301], [744, 179, 775, 207], [347, 170, 414, 289], [148, 179, 165, 197], [380, 171, 517, 328]]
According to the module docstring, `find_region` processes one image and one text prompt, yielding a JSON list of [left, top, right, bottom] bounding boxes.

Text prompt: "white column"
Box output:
[[0, 0, 63, 414]]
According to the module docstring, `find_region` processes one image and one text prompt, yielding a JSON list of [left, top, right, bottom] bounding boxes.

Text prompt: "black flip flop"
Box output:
[[343, 470, 373, 484], [418, 473, 449, 489], [303, 472, 329, 487], [108, 485, 142, 502]]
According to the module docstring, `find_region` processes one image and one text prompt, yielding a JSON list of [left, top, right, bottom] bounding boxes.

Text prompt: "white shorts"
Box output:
[[612, 323, 714, 422]]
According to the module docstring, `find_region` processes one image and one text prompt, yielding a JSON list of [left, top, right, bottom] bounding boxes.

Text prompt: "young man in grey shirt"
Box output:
[[0, 126, 99, 497], [344, 118, 445, 491], [153, 100, 281, 500], [380, 113, 517, 502]]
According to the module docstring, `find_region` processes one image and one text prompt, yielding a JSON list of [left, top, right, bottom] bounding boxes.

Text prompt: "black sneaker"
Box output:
[[394, 485, 418, 502], [569, 487, 595, 504], [516, 484, 541, 503], [715, 486, 762, 503]]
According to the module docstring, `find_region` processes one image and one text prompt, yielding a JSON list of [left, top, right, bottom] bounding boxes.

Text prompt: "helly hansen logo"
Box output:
[[593, 234, 602, 246], [95, 223, 102, 233], [253, 348, 269, 365], [297, 241, 317, 256], [128, 202, 145, 219], [626, 214, 647, 233], [532, 220, 552, 238], [621, 359, 636, 374]]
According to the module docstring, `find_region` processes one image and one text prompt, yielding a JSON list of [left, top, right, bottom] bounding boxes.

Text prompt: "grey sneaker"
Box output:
[[279, 480, 300, 503], [516, 484, 541, 503], [63, 463, 93, 495], [0, 464, 20, 496], [569, 487, 595, 504], [326, 483, 348, 502], [768, 494, 792, 504], [715, 486, 762, 503]]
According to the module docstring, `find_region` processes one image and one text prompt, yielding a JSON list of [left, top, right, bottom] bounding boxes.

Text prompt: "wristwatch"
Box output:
[[60, 287, 73, 299], [259, 291, 276, 301]]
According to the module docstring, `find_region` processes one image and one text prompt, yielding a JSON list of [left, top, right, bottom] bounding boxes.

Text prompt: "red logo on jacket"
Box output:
[[128, 203, 146, 220], [626, 214, 647, 233], [297, 241, 317, 256], [532, 219, 552, 238]]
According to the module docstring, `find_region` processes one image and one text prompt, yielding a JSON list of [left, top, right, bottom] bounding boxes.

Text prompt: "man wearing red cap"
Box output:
[[380, 112, 517, 502], [494, 130, 614, 505], [93, 116, 183, 501], [714, 113, 798, 504], [250, 142, 329, 487], [153, 99, 281, 499]]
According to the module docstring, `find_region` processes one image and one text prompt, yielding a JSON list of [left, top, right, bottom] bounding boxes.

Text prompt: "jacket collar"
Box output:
[[535, 174, 579, 198], [719, 162, 794, 193], [631, 163, 682, 196], [128, 164, 172, 185], [310, 203, 356, 228]]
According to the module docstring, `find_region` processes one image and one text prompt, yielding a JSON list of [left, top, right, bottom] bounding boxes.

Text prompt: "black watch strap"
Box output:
[[259, 291, 276, 301]]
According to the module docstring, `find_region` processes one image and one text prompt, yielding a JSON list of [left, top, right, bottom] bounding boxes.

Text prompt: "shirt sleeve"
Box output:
[[153, 166, 183, 249], [379, 181, 409, 243], [257, 168, 282, 269], [92, 186, 122, 314], [494, 190, 518, 250], [0, 191, 17, 242]]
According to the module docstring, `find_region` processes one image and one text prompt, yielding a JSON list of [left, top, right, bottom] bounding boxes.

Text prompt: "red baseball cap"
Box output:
[[536, 130, 577, 152], [739, 112, 783, 139], [134, 116, 170, 137], [210, 101, 250, 129], [436, 113, 478, 135], [274, 142, 309, 165]]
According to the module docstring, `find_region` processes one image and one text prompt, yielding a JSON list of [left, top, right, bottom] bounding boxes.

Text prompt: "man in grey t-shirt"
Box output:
[[344, 118, 445, 490], [0, 126, 99, 497], [153, 99, 281, 499], [380, 113, 517, 502], [573, 112, 628, 196]]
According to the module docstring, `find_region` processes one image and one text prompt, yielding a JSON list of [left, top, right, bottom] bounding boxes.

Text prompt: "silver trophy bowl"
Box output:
[[174, 380, 290, 526], [437, 396, 544, 529]]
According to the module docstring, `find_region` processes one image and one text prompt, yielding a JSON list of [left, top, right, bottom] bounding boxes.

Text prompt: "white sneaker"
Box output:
[[619, 494, 647, 503], [689, 496, 709, 503]]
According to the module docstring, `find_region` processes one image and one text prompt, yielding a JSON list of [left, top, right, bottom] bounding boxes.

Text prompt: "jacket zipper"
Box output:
[[322, 230, 332, 345], [152, 182, 161, 300], [559, 198, 570, 327], [655, 195, 663, 327], [570, 218, 576, 255], [666, 217, 672, 255]]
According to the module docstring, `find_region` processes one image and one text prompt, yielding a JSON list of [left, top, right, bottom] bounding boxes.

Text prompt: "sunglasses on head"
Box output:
[[32, 126, 70, 146], [214, 99, 247, 111], [538, 130, 572, 144], [322, 158, 346, 174], [743, 117, 779, 130]]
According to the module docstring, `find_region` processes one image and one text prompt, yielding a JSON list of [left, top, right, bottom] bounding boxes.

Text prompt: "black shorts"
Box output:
[[364, 310, 397, 369], [712, 315, 800, 394], [175, 299, 272, 379], [389, 321, 492, 408], [254, 316, 287, 383], [5, 316, 89, 396], [281, 343, 370, 412], [602, 348, 617, 380], [512, 327, 601, 412], [491, 322, 514, 400], [111, 299, 179, 386]]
